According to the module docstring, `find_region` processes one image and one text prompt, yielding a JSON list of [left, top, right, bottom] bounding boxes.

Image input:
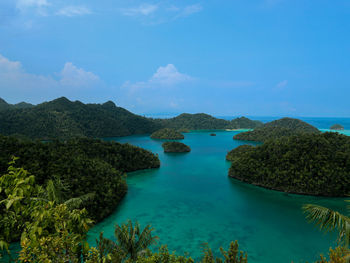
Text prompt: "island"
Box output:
[[0, 134, 160, 223], [210, 133, 216, 136], [233, 117, 320, 142], [150, 128, 185, 140], [228, 132, 350, 197], [330, 124, 344, 130], [162, 141, 191, 153]]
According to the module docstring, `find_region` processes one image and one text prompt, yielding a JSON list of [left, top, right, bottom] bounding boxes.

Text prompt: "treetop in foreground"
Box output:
[[151, 128, 185, 140], [228, 132, 350, 196], [234, 117, 320, 142], [162, 141, 191, 153]]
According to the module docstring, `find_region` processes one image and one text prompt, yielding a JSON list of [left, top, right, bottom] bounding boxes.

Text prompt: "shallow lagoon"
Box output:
[[89, 130, 345, 263]]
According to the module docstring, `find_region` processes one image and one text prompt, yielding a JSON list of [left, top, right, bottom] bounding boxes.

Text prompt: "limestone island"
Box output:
[[210, 133, 216, 136], [330, 124, 344, 130], [151, 128, 185, 140], [162, 141, 191, 153], [234, 117, 320, 142], [228, 132, 350, 197]]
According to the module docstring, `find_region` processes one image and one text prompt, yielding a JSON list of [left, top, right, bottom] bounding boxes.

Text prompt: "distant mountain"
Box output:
[[0, 98, 33, 111], [0, 97, 263, 139], [156, 113, 263, 130], [234, 117, 320, 142]]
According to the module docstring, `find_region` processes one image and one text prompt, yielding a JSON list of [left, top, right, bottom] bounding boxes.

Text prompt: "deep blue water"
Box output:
[[88, 128, 346, 263]]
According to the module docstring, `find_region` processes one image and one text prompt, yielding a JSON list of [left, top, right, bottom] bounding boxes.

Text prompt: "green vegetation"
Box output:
[[151, 128, 185, 140], [0, 98, 262, 140], [0, 98, 33, 111], [331, 124, 344, 130], [234, 117, 320, 142], [228, 132, 350, 196], [0, 135, 160, 230], [162, 142, 191, 153], [158, 114, 262, 130], [226, 145, 254, 162], [303, 200, 350, 262]]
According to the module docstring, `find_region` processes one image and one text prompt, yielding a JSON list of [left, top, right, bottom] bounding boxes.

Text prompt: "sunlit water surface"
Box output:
[[88, 130, 345, 263]]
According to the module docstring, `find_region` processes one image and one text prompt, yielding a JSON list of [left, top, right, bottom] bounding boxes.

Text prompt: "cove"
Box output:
[[88, 130, 345, 263]]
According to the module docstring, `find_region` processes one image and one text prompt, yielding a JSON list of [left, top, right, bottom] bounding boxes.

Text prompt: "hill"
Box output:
[[151, 128, 184, 140], [0, 135, 160, 223], [228, 132, 350, 196], [234, 117, 320, 142], [0, 97, 263, 139], [157, 113, 262, 130], [0, 97, 162, 139], [0, 98, 33, 111], [162, 141, 191, 153]]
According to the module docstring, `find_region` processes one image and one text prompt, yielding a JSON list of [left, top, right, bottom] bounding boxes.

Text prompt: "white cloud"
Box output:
[[60, 62, 99, 87], [276, 80, 288, 89], [121, 4, 158, 16], [56, 6, 92, 17], [0, 54, 101, 102], [150, 64, 193, 85]]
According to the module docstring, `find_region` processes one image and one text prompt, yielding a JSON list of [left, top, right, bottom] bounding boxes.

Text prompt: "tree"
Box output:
[[114, 220, 159, 261], [303, 201, 350, 246]]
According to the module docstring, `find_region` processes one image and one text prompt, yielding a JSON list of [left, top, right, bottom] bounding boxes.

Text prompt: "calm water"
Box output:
[[88, 130, 346, 263]]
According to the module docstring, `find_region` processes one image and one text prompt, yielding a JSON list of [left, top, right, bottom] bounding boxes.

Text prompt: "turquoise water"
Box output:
[[88, 130, 345, 263]]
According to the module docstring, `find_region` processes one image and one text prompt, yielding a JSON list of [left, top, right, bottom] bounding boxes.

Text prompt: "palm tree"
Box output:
[[114, 220, 159, 261], [42, 178, 94, 210], [303, 200, 350, 246]]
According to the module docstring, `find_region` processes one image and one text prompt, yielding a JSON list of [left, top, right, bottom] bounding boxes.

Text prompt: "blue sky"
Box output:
[[0, 0, 349, 117]]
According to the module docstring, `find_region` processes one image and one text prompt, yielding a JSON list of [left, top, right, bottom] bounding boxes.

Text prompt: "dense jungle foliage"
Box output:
[[228, 132, 350, 196], [157, 114, 262, 130], [226, 145, 255, 161], [0, 98, 33, 111], [151, 128, 185, 140], [0, 134, 160, 228], [162, 142, 191, 153], [234, 117, 320, 142], [0, 97, 161, 139], [330, 124, 344, 130], [0, 97, 262, 140]]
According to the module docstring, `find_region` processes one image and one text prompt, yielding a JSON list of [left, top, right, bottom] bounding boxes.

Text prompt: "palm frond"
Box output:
[[303, 204, 350, 245]]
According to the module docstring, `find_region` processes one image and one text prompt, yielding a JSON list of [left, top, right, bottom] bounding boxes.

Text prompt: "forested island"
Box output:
[[330, 124, 344, 130], [234, 117, 320, 142], [151, 128, 185, 140], [228, 132, 350, 196], [162, 141, 191, 153], [0, 135, 160, 227], [0, 97, 262, 140]]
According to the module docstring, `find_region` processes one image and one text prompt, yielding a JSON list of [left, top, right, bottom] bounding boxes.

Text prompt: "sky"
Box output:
[[0, 0, 350, 117]]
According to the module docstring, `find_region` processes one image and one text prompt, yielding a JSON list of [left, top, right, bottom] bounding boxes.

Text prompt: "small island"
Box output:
[[234, 117, 320, 142], [162, 141, 191, 153], [210, 133, 216, 136], [150, 128, 184, 140], [330, 124, 344, 130]]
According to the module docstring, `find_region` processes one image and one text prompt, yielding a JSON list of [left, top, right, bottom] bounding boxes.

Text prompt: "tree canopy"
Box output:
[[162, 142, 191, 153], [0, 135, 160, 231], [234, 117, 320, 142], [228, 132, 350, 196], [151, 128, 185, 140], [0, 97, 262, 140]]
